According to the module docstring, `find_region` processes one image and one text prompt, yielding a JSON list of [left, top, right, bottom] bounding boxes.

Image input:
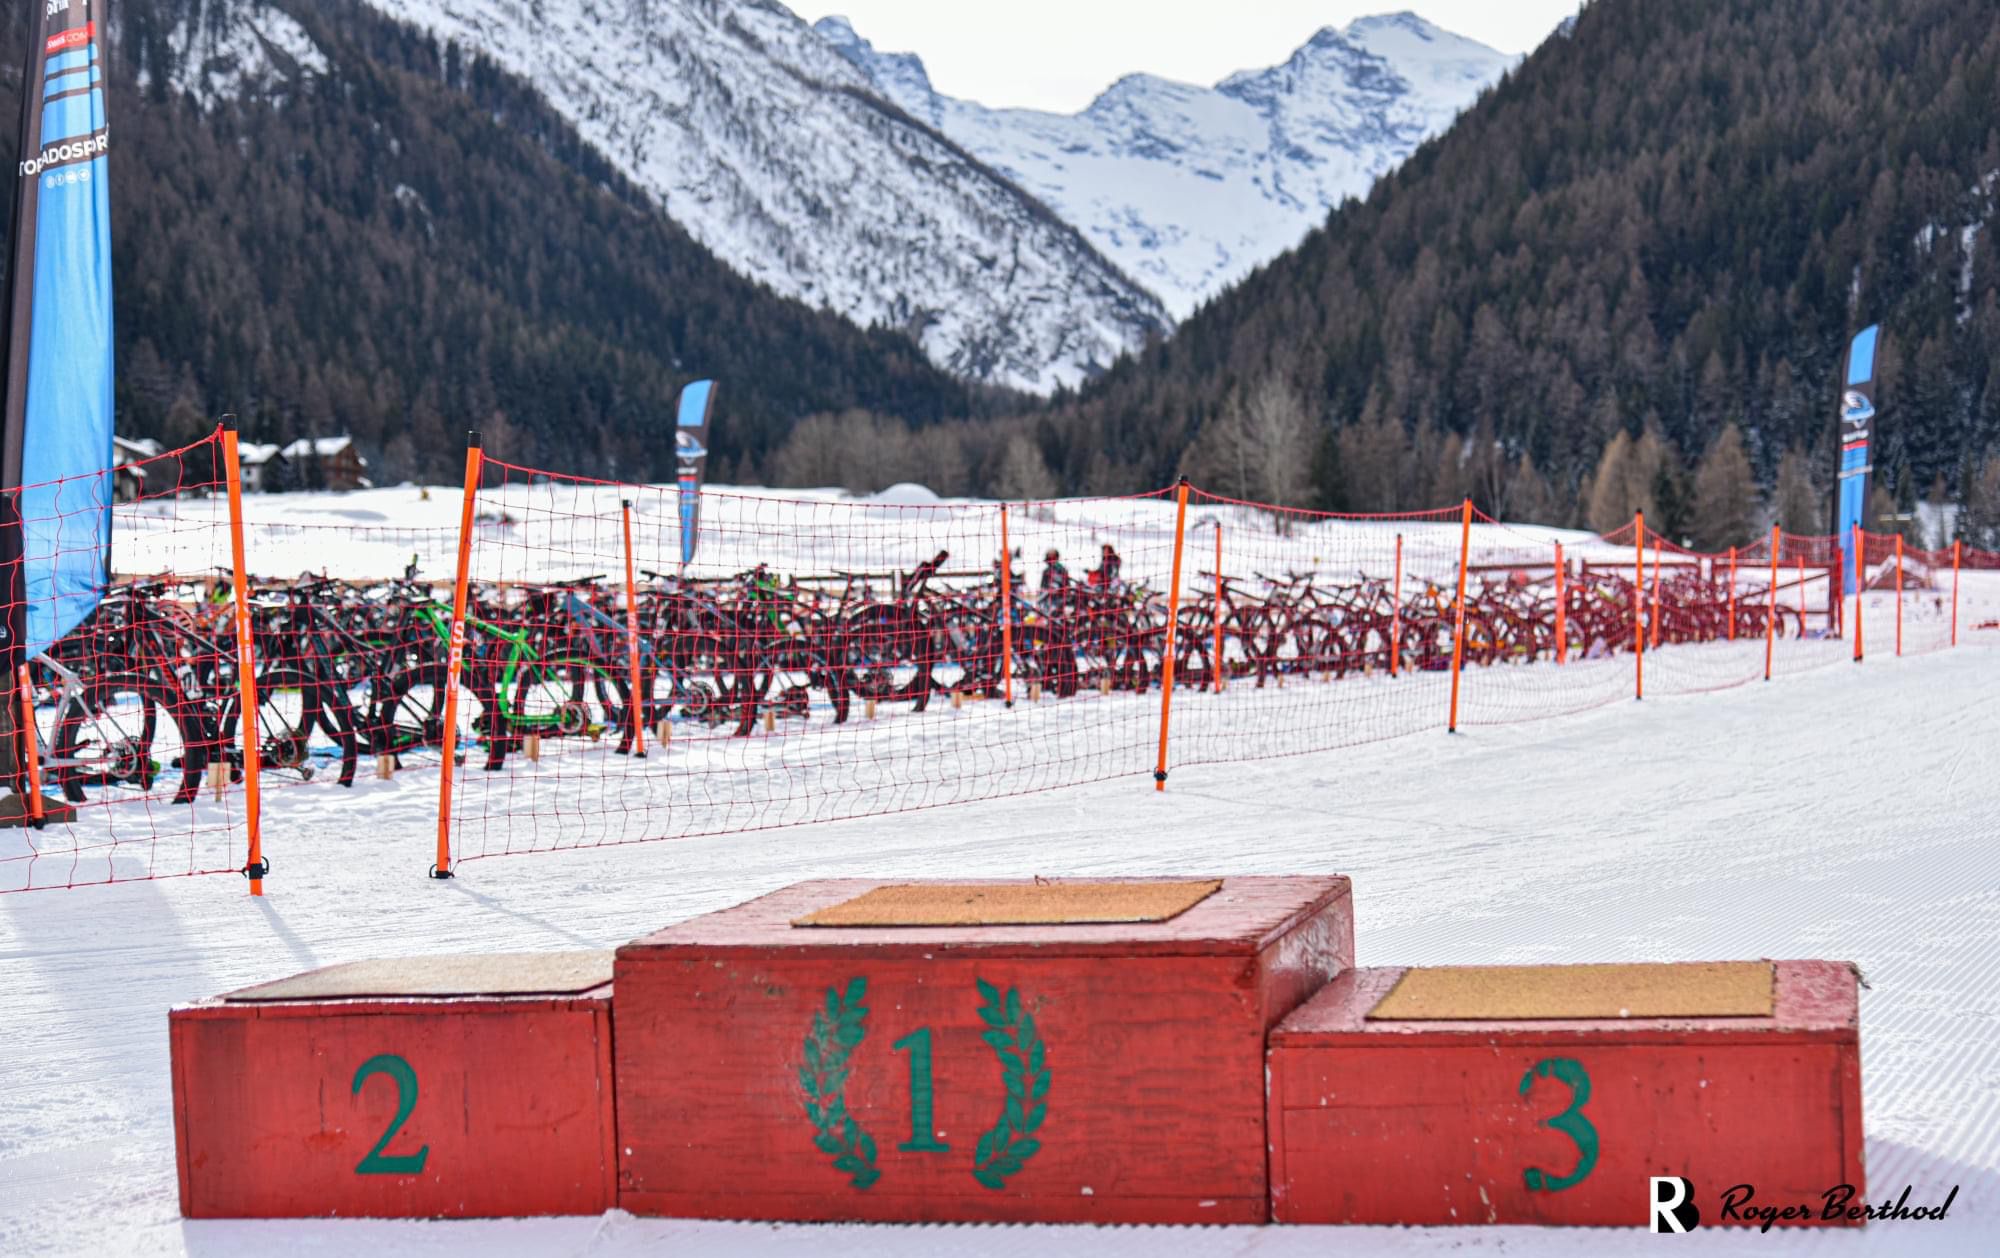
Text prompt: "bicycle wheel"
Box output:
[[374, 663, 495, 765], [51, 672, 205, 805], [510, 657, 629, 741], [219, 666, 355, 787]]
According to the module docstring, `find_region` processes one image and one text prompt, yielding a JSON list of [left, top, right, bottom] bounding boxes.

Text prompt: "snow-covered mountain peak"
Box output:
[[135, 1, 327, 110], [823, 11, 1518, 318], [811, 13, 940, 124], [360, 0, 1166, 394]]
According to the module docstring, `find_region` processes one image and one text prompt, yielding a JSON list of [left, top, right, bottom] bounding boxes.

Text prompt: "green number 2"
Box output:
[[1518, 1057, 1597, 1193], [352, 1054, 430, 1176], [892, 1028, 950, 1152]]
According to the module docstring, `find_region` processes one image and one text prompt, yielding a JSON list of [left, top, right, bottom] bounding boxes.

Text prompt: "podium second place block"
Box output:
[[170, 952, 617, 1218]]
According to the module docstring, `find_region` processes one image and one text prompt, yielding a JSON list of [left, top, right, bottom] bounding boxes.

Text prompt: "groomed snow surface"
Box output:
[[1, 617, 1997, 1252]]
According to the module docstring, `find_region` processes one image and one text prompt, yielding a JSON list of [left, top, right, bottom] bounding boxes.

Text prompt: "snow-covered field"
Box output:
[[1, 616, 1995, 1254]]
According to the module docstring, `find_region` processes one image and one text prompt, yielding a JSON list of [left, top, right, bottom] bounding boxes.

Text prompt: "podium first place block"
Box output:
[[613, 875, 1354, 1224], [171, 952, 617, 1219], [1267, 960, 1863, 1227]]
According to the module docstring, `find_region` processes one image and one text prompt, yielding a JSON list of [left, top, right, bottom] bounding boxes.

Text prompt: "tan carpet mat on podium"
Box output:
[[793, 879, 1224, 928], [223, 951, 614, 1001], [1367, 961, 1775, 1020]]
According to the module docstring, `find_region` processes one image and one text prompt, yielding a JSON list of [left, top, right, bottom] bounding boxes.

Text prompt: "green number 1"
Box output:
[[352, 1054, 430, 1176], [1518, 1056, 1597, 1193], [892, 1028, 950, 1152]]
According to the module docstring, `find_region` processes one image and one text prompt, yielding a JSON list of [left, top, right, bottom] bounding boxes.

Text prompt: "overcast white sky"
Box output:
[[793, 2, 1579, 113]]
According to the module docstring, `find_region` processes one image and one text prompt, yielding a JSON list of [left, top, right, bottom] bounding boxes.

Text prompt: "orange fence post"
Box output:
[[1852, 524, 1864, 664], [1797, 552, 1805, 621], [1152, 480, 1191, 791], [1894, 534, 1904, 657], [222, 421, 266, 895], [1553, 541, 1566, 666], [13, 663, 43, 825], [1446, 499, 1473, 733], [999, 505, 1015, 707], [1634, 511, 1645, 701], [1764, 526, 1779, 682], [1952, 539, 1962, 646], [1649, 539, 1662, 650], [1726, 546, 1737, 640], [1390, 532, 1403, 677], [433, 432, 484, 878], [1212, 521, 1225, 692], [620, 500, 647, 758]]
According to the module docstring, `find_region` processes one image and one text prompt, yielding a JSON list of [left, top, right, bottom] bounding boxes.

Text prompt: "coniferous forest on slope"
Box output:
[[3, 0, 1999, 543], [1032, 0, 2000, 542], [0, 0, 985, 485]]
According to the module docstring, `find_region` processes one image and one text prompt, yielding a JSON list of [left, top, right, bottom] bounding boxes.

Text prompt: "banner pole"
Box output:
[[1152, 480, 1191, 791], [1765, 526, 1779, 681], [1553, 541, 1566, 666], [1634, 511, 1645, 701], [433, 432, 484, 879], [222, 422, 266, 894], [621, 500, 646, 758], [1852, 524, 1864, 664], [13, 663, 41, 825], [1446, 499, 1472, 732], [1894, 534, 1904, 657], [998, 505, 1015, 707]]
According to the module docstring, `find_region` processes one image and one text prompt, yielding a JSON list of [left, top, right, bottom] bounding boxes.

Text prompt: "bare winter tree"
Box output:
[[1186, 375, 1316, 528], [1773, 445, 1823, 534], [991, 433, 1058, 502], [1689, 423, 1756, 550]]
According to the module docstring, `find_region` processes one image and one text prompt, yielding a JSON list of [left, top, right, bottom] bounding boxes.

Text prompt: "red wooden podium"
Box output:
[[613, 875, 1353, 1223], [1266, 960, 1864, 1226], [170, 952, 617, 1218]]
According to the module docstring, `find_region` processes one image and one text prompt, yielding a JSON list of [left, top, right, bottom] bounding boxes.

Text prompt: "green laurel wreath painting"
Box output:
[[970, 978, 1050, 1191], [801, 977, 881, 1189]]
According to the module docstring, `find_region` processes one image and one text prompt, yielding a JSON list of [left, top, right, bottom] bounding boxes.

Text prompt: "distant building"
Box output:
[[280, 436, 370, 492], [110, 434, 225, 501], [236, 442, 284, 493]]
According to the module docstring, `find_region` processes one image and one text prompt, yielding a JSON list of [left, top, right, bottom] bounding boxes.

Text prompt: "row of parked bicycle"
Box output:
[[24, 554, 1809, 806]]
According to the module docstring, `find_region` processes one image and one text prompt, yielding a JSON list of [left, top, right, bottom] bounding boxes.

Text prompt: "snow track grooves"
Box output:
[[0, 648, 1996, 1254]]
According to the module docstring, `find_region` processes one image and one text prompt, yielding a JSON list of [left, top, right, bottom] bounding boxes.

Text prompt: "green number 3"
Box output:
[[352, 1054, 430, 1176], [1518, 1057, 1597, 1193]]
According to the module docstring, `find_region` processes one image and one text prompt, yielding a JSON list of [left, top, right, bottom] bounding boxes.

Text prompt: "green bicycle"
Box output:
[[371, 601, 630, 769]]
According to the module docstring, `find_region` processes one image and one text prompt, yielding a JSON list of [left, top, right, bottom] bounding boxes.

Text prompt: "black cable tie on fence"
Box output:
[[1153, 770, 1168, 783], [429, 864, 455, 880], [241, 857, 269, 880]]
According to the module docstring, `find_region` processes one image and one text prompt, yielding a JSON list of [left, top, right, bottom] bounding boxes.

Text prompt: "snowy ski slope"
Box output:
[[0, 623, 1995, 1253]]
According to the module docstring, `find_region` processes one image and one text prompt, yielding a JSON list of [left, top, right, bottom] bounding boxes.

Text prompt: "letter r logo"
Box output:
[[1650, 1176, 1701, 1233]]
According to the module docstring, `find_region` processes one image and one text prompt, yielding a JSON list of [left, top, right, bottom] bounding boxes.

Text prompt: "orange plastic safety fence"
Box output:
[[1160, 492, 1468, 765], [434, 460, 1181, 865], [1, 431, 249, 893]]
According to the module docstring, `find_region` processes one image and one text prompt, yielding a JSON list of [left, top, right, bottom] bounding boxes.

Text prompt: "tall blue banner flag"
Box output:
[[674, 380, 715, 568], [1835, 326, 1878, 596], [2, 0, 116, 661]]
